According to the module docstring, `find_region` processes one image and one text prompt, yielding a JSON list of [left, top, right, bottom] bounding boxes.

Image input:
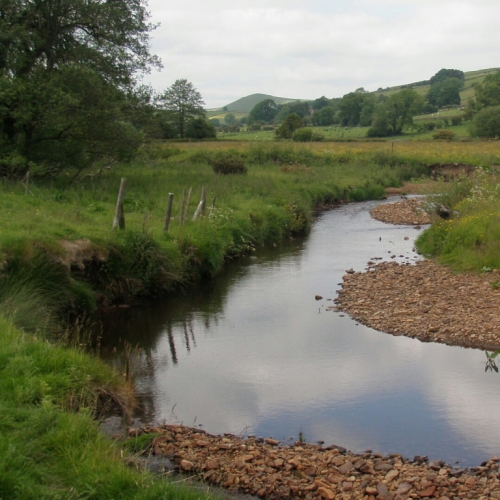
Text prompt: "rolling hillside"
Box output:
[[212, 67, 499, 117]]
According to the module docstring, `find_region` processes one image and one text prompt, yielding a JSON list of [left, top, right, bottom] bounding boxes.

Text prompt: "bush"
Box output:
[[424, 122, 438, 131], [469, 105, 500, 138], [210, 151, 248, 175], [291, 128, 324, 142], [185, 118, 217, 139], [248, 123, 262, 131], [451, 116, 463, 126], [433, 129, 456, 141]]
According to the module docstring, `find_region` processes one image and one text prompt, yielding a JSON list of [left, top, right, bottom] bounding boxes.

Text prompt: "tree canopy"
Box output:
[[0, 0, 160, 178], [160, 79, 205, 138], [427, 78, 463, 108], [275, 113, 304, 139], [368, 89, 424, 137], [429, 69, 465, 86], [248, 99, 278, 124], [474, 70, 500, 109]]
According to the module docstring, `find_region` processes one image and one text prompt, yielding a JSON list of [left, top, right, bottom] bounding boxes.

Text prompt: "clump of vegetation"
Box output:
[[433, 130, 456, 141], [210, 150, 248, 175], [292, 128, 324, 142], [417, 168, 500, 271]]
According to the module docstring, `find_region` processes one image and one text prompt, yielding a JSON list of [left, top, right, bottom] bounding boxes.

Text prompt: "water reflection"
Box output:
[[96, 199, 500, 466]]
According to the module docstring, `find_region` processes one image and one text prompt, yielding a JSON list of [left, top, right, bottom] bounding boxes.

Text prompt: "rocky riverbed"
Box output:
[[370, 198, 431, 226], [335, 260, 500, 351], [126, 424, 500, 500]]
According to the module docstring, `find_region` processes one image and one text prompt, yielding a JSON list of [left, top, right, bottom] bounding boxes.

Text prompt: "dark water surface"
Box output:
[[97, 198, 500, 466]]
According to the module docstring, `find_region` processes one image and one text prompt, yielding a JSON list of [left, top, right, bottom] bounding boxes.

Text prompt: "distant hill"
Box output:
[[222, 93, 304, 113], [373, 67, 499, 106], [211, 67, 500, 117]]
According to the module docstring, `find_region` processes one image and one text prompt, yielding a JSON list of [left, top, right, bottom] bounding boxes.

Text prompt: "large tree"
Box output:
[[474, 70, 500, 109], [247, 99, 278, 125], [160, 79, 205, 138], [427, 78, 463, 108], [368, 89, 424, 137], [0, 0, 160, 178]]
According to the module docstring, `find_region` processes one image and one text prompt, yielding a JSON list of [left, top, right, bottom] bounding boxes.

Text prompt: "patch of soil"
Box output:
[[370, 198, 431, 226], [384, 181, 440, 196], [335, 260, 500, 351], [126, 424, 500, 500]]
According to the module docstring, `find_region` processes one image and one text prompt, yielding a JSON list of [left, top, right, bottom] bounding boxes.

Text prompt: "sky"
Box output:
[[142, 0, 500, 109]]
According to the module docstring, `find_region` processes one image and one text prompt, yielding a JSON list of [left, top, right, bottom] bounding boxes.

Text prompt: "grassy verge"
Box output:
[[0, 315, 216, 499], [0, 143, 430, 319], [416, 167, 500, 272]]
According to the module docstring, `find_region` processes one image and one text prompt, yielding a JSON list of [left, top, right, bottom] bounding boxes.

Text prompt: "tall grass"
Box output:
[[0, 143, 429, 321], [417, 168, 500, 271], [0, 316, 218, 499]]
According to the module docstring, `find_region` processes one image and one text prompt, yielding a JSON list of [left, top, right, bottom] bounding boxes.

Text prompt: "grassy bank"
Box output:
[[0, 315, 215, 499], [416, 167, 500, 272], [0, 143, 431, 320]]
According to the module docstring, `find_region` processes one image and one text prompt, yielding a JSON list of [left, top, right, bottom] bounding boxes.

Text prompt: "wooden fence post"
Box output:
[[181, 187, 192, 225], [25, 171, 29, 196], [200, 186, 207, 218], [164, 193, 174, 232], [112, 177, 127, 230], [209, 197, 216, 217], [179, 188, 186, 225], [192, 187, 207, 221]]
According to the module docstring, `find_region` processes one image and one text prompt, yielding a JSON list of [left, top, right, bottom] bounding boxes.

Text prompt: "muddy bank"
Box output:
[[127, 424, 500, 500]]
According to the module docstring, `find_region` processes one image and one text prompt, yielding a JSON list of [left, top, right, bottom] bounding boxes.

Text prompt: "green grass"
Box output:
[[0, 143, 429, 320], [0, 315, 217, 499], [416, 168, 500, 272]]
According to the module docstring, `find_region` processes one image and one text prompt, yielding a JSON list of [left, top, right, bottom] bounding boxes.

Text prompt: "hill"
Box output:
[[373, 67, 499, 106], [221, 93, 303, 113], [212, 68, 500, 117]]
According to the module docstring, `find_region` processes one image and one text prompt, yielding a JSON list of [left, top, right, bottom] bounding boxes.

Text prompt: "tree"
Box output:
[[311, 106, 337, 126], [0, 0, 159, 178], [474, 70, 500, 109], [287, 101, 310, 118], [427, 78, 463, 108], [160, 79, 205, 138], [430, 69, 465, 86], [224, 113, 236, 125], [275, 114, 304, 139], [312, 96, 329, 111], [275, 105, 291, 123], [469, 105, 500, 138], [185, 118, 216, 139], [368, 89, 423, 136], [338, 92, 371, 126], [248, 99, 277, 124]]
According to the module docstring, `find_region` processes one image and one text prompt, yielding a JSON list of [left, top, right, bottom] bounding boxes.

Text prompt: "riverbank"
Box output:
[[336, 259, 500, 351], [125, 423, 500, 500], [334, 192, 500, 351]]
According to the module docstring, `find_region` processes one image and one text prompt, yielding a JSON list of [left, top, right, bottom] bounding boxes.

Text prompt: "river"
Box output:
[[96, 198, 500, 466]]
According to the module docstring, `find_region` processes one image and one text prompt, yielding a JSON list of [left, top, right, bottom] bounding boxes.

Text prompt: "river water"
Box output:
[[97, 198, 500, 466]]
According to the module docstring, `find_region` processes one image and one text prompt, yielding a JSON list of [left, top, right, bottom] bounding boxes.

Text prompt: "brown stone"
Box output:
[[265, 438, 279, 446], [418, 485, 436, 497], [180, 459, 194, 471], [317, 486, 336, 499]]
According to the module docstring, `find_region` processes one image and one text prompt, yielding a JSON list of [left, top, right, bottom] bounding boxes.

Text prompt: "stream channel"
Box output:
[[97, 198, 500, 467]]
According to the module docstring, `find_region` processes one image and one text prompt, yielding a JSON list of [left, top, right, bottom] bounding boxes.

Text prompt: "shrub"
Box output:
[[248, 123, 262, 131], [291, 128, 324, 142], [210, 151, 248, 175], [424, 122, 437, 131], [469, 105, 500, 138], [433, 129, 456, 141], [451, 116, 463, 126]]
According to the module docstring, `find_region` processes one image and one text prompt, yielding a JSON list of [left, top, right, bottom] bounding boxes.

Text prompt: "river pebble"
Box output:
[[128, 424, 500, 499]]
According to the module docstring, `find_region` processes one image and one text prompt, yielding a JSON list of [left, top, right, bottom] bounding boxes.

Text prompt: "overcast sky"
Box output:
[[142, 0, 500, 109]]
